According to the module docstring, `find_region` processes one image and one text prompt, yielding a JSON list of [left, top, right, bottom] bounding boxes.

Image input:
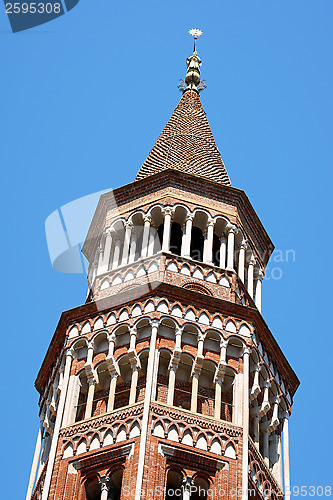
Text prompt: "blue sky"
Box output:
[[1, 1, 332, 498]]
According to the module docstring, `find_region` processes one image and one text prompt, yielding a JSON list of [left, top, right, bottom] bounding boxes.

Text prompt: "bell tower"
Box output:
[[26, 33, 299, 500]]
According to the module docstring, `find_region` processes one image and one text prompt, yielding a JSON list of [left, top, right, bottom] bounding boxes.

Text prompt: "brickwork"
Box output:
[[27, 61, 298, 500]]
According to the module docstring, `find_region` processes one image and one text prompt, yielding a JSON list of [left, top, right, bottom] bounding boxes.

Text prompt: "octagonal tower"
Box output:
[[26, 41, 299, 500]]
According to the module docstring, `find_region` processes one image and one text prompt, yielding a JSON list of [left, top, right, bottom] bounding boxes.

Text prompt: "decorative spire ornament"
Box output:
[[178, 28, 206, 92]]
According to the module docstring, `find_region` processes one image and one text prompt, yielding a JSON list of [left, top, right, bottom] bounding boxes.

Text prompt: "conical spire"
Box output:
[[136, 33, 231, 186]]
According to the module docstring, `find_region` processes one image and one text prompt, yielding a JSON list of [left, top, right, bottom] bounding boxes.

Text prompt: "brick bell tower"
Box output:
[[27, 34, 299, 500]]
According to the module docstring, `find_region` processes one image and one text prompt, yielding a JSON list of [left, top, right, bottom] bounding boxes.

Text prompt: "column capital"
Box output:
[[226, 224, 236, 234], [198, 332, 206, 343], [191, 355, 204, 378], [238, 241, 247, 250], [66, 348, 74, 359], [185, 212, 194, 222], [214, 361, 227, 384], [162, 206, 174, 217], [108, 332, 116, 343], [105, 355, 120, 377], [206, 216, 215, 228], [124, 220, 134, 230], [256, 269, 265, 281], [242, 346, 251, 356], [99, 475, 111, 492], [248, 255, 256, 266], [143, 213, 152, 224], [151, 319, 159, 330], [182, 476, 194, 492], [128, 348, 141, 370], [130, 326, 137, 337], [175, 326, 182, 336], [220, 338, 227, 349]]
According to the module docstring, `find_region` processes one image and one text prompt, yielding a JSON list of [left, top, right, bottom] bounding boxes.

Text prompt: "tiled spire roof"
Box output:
[[136, 89, 231, 186]]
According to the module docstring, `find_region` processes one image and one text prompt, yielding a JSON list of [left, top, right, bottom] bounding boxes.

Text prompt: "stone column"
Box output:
[[100, 228, 114, 273], [253, 404, 260, 450], [277, 432, 283, 488], [214, 368, 225, 419], [175, 327, 182, 350], [96, 245, 104, 277], [147, 223, 156, 257], [190, 356, 203, 414], [91, 256, 98, 283], [167, 349, 181, 406], [112, 237, 122, 270], [167, 365, 177, 406], [41, 350, 73, 500], [271, 433, 282, 485], [197, 333, 205, 357], [242, 346, 250, 500], [107, 332, 116, 358], [203, 217, 214, 264], [226, 226, 236, 271], [238, 242, 247, 283], [283, 414, 291, 500], [263, 427, 270, 467], [214, 377, 223, 419], [191, 371, 200, 413], [134, 321, 159, 500], [129, 365, 140, 405], [247, 256, 256, 298], [121, 220, 133, 266], [107, 372, 118, 412], [162, 207, 173, 252], [255, 269, 264, 313], [26, 421, 44, 500], [105, 333, 118, 412], [99, 475, 111, 500], [219, 235, 227, 269], [182, 476, 194, 500], [141, 214, 151, 258], [128, 229, 139, 263], [181, 214, 194, 258], [129, 326, 137, 350], [220, 339, 227, 363], [84, 379, 96, 420]]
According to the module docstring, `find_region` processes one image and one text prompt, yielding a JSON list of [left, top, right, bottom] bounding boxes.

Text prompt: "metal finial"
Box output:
[[182, 28, 203, 92], [189, 28, 203, 52]]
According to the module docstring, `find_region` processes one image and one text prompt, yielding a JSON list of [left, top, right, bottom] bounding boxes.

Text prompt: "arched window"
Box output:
[[170, 222, 182, 256], [108, 469, 123, 500], [165, 470, 183, 500], [158, 224, 164, 248], [212, 233, 220, 267], [190, 227, 204, 262], [75, 371, 88, 423], [84, 477, 100, 500], [191, 477, 209, 500]]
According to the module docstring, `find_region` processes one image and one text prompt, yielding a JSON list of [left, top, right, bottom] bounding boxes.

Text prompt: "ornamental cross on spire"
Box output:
[[189, 28, 203, 52]]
